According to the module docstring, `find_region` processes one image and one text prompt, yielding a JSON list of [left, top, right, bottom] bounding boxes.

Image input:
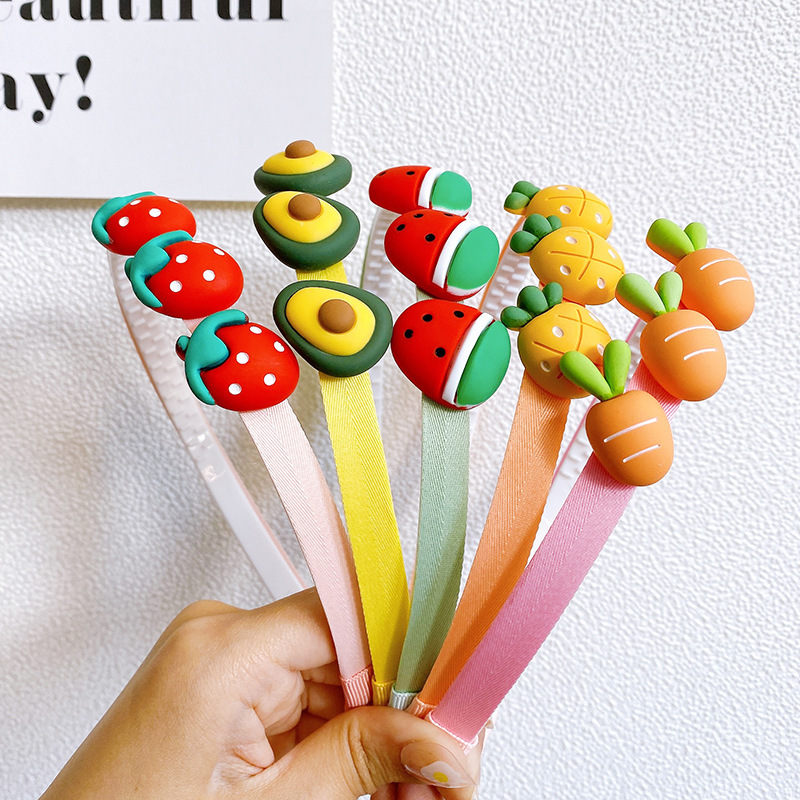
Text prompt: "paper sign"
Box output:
[[0, 1, 332, 201]]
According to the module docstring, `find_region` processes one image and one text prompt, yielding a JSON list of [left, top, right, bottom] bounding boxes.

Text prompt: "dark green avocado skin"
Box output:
[[253, 194, 361, 271], [253, 154, 352, 196], [273, 280, 393, 377]]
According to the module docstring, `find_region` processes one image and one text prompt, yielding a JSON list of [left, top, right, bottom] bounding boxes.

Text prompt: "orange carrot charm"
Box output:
[[509, 214, 624, 306], [646, 219, 754, 331], [501, 282, 610, 399], [504, 181, 614, 238], [560, 340, 673, 486], [616, 272, 726, 401]]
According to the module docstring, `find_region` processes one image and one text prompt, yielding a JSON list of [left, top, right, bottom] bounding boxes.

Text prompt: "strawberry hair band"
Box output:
[[92, 191, 373, 708]]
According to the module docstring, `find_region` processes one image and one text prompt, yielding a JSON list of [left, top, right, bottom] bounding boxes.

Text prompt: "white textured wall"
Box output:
[[2, 1, 799, 797]]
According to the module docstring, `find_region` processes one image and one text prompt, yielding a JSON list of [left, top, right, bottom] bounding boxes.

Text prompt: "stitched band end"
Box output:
[[408, 696, 435, 718], [341, 665, 373, 709], [372, 678, 394, 706], [388, 688, 417, 710]]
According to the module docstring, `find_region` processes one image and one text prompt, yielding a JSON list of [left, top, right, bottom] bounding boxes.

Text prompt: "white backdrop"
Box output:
[[2, 1, 799, 798]]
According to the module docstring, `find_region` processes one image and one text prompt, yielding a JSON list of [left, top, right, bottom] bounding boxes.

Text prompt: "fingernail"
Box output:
[[401, 741, 475, 789]]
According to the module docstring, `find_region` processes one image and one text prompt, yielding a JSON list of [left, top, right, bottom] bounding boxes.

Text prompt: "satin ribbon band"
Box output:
[[302, 260, 410, 702], [390, 396, 470, 708], [319, 371, 409, 699], [428, 364, 681, 747], [241, 404, 372, 708], [410, 373, 570, 713]]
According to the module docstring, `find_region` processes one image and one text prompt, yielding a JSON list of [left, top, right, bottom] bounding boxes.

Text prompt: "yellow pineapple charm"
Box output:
[[501, 283, 611, 399], [510, 214, 624, 306], [504, 181, 613, 239]]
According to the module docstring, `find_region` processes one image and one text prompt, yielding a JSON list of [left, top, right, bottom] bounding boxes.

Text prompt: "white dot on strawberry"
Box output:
[[214, 248, 225, 256], [170, 280, 182, 292], [236, 352, 249, 364], [130, 199, 141, 205], [264, 374, 276, 386], [149, 208, 162, 218], [203, 270, 215, 281], [175, 254, 188, 264], [250, 326, 262, 334], [229, 383, 242, 395], [274, 341, 285, 352], [118, 216, 129, 227]]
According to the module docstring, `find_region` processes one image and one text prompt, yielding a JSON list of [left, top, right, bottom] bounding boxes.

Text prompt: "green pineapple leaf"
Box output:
[[512, 180, 540, 198], [501, 305, 533, 330], [542, 282, 564, 309], [503, 191, 530, 215], [510, 230, 537, 254], [517, 285, 550, 318]]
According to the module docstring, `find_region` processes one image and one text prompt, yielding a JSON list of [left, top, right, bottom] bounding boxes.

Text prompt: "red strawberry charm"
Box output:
[[125, 232, 244, 319], [92, 192, 196, 255], [384, 208, 499, 300], [176, 310, 299, 412], [369, 166, 472, 215], [391, 299, 510, 409]]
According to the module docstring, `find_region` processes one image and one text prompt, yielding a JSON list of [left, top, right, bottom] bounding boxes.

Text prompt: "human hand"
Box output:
[[40, 589, 479, 800]]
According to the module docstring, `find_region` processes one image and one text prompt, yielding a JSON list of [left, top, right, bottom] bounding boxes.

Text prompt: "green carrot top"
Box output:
[[615, 271, 683, 323], [560, 339, 632, 402], [646, 219, 708, 265]]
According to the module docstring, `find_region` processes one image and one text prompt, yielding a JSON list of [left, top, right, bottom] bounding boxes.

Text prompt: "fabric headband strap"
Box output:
[[359, 208, 400, 424], [240, 404, 373, 708], [427, 363, 681, 747], [409, 373, 569, 715], [108, 251, 305, 601], [390, 391, 471, 709], [302, 261, 410, 705]]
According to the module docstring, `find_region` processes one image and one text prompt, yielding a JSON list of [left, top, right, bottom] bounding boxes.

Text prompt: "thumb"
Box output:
[[252, 706, 477, 800]]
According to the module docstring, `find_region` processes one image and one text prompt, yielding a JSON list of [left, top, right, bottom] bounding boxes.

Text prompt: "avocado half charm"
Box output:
[[391, 300, 510, 409], [254, 140, 352, 197], [273, 281, 393, 377], [384, 209, 499, 300], [253, 191, 361, 271]]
